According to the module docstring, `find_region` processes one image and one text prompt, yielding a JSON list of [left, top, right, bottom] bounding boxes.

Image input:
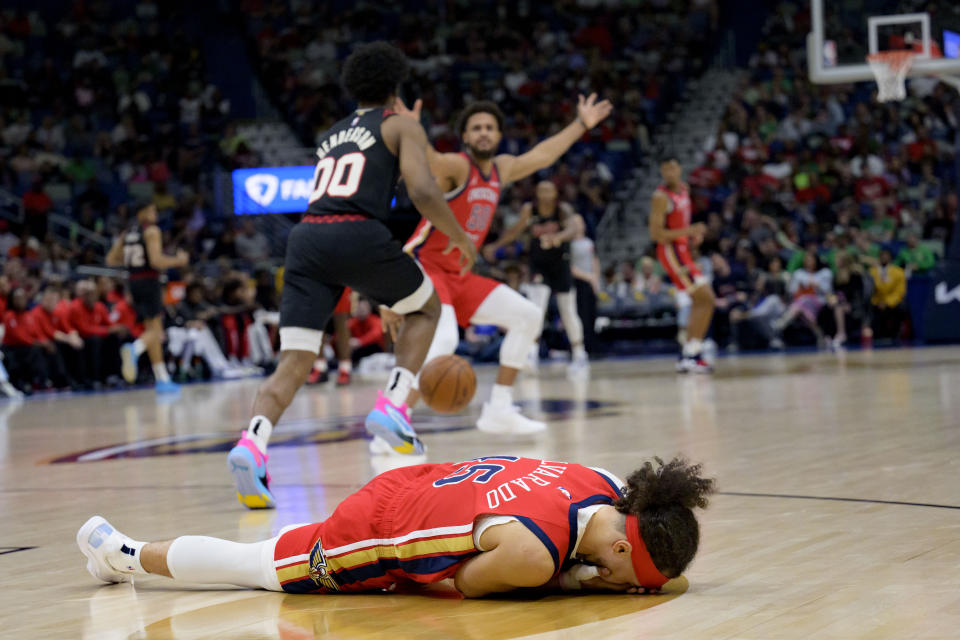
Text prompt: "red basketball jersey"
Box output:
[[274, 457, 624, 593], [404, 153, 500, 272], [656, 183, 693, 234]]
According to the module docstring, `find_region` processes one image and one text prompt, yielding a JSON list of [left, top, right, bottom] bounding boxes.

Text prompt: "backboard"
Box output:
[[807, 0, 960, 87]]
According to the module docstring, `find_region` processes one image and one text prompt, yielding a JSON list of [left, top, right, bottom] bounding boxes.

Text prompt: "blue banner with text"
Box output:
[[232, 166, 314, 214]]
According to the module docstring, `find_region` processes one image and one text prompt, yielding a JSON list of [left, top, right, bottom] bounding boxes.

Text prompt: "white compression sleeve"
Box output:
[[166, 535, 282, 591], [469, 285, 543, 370]]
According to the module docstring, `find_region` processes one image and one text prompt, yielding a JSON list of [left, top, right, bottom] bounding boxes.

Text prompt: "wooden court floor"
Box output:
[[1, 347, 959, 639]]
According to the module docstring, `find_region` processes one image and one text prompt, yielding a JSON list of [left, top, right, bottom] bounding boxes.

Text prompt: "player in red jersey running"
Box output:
[[649, 159, 715, 373], [390, 95, 612, 437], [78, 456, 713, 597]]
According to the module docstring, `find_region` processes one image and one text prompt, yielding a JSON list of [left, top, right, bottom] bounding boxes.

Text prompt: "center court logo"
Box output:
[[44, 399, 618, 463]]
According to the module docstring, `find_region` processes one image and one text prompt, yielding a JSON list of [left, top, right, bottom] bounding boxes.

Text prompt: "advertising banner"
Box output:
[[232, 166, 314, 214], [922, 262, 960, 341]]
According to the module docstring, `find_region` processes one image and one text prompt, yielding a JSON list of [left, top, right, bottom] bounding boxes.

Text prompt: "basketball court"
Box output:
[[2, 346, 959, 638]]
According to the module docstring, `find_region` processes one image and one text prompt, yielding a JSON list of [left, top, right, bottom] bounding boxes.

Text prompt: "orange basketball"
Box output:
[[419, 355, 476, 414]]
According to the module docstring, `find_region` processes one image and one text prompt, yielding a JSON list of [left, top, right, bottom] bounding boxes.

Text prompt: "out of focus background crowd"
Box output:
[[0, 0, 956, 394]]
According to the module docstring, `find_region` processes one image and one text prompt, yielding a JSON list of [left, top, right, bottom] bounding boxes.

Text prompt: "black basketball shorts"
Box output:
[[129, 278, 164, 321], [530, 257, 573, 293], [279, 218, 432, 350]]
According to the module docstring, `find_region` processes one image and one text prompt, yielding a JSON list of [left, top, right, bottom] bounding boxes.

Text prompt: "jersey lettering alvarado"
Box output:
[[404, 153, 500, 272], [306, 107, 399, 222], [273, 457, 623, 594]]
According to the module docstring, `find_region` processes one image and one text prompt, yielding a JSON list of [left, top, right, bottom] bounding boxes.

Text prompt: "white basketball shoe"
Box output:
[[476, 402, 546, 435], [77, 516, 141, 584]]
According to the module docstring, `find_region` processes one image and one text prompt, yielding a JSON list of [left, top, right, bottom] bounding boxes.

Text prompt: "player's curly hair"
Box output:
[[456, 101, 505, 136], [614, 456, 715, 578], [341, 41, 409, 105]]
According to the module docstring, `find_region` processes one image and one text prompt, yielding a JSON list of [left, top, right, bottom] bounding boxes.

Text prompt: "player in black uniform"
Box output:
[[227, 41, 476, 509], [105, 202, 188, 393], [485, 180, 588, 376]]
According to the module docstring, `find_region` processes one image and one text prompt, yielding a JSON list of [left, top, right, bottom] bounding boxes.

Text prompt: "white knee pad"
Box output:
[[279, 327, 324, 354], [471, 285, 543, 370], [556, 291, 583, 346]]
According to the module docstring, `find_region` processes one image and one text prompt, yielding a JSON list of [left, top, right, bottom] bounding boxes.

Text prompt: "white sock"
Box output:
[[152, 362, 170, 383], [313, 357, 328, 373], [166, 535, 280, 590], [384, 367, 414, 406], [572, 344, 587, 360], [109, 536, 147, 575], [683, 338, 703, 358], [247, 415, 273, 452], [132, 338, 146, 358], [338, 360, 352, 373], [490, 384, 513, 408]]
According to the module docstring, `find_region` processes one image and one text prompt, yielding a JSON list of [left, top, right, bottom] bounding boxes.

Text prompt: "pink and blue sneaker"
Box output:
[[364, 391, 425, 455], [227, 431, 275, 509]]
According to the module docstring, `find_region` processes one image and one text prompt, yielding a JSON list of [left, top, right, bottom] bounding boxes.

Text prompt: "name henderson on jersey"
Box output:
[[316, 125, 377, 160]]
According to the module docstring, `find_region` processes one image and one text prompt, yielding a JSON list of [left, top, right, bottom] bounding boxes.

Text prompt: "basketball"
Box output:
[[418, 355, 476, 413]]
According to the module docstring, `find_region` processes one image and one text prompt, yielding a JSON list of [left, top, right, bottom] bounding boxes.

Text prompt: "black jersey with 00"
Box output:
[[306, 108, 399, 222]]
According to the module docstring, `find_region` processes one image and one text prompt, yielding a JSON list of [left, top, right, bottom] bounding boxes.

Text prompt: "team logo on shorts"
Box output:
[[308, 537, 340, 591]]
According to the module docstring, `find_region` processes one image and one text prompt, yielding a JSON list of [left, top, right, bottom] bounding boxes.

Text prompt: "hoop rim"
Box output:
[[866, 50, 916, 71]]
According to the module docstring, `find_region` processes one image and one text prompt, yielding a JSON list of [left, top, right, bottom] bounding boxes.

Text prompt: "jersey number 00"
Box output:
[[308, 152, 367, 204]]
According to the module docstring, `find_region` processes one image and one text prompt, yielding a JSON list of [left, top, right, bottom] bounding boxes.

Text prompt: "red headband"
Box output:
[[625, 513, 669, 589]]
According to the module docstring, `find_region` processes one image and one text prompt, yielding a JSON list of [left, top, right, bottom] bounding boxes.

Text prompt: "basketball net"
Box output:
[[867, 51, 915, 102]]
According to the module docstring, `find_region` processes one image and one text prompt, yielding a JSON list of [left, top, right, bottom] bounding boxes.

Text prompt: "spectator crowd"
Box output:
[[5, 0, 952, 397], [242, 0, 719, 231], [0, 1, 724, 394], [585, 1, 956, 352]]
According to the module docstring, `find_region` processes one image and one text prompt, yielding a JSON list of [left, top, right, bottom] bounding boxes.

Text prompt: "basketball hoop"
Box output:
[[867, 51, 915, 102]]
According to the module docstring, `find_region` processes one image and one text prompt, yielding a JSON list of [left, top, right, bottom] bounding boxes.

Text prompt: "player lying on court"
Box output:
[[78, 457, 713, 597]]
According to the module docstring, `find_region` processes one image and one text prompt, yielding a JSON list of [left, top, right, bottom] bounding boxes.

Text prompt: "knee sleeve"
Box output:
[[166, 535, 281, 591], [556, 291, 583, 346], [279, 327, 324, 354], [471, 286, 543, 370]]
